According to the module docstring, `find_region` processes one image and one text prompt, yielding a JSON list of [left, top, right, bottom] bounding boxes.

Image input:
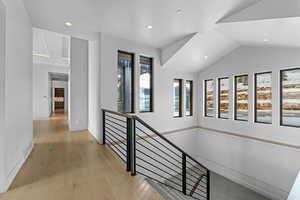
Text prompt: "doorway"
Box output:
[[49, 72, 69, 115], [54, 88, 65, 111]]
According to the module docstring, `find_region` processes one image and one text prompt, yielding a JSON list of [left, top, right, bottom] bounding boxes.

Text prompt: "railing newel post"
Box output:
[[102, 110, 106, 145], [131, 118, 136, 176], [182, 153, 187, 195], [207, 170, 210, 200], [126, 118, 132, 172]]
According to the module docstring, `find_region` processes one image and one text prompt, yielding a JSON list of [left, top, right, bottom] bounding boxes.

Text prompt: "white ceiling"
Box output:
[[163, 30, 239, 72], [217, 17, 300, 48], [24, 0, 300, 72], [218, 0, 300, 23], [24, 0, 257, 48]]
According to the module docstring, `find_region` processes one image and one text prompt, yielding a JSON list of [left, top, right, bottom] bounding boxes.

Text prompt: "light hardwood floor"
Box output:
[[0, 112, 164, 200]]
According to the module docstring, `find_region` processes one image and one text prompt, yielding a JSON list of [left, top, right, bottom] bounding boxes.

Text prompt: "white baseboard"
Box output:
[[194, 154, 289, 200], [1, 142, 33, 193]]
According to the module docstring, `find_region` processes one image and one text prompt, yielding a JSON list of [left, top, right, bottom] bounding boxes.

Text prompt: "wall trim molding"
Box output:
[[160, 126, 199, 135], [197, 126, 300, 150], [105, 124, 300, 151], [160, 125, 300, 150]]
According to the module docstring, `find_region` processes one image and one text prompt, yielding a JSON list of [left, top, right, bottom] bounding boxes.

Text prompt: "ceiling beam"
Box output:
[[160, 33, 196, 66], [218, 0, 300, 23]]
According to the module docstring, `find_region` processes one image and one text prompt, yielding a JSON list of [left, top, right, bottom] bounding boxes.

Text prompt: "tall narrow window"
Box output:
[[235, 75, 248, 121], [173, 79, 182, 117], [139, 56, 153, 112], [117, 51, 134, 113], [218, 78, 229, 119], [255, 72, 272, 124], [205, 80, 214, 117], [281, 68, 300, 127], [185, 80, 193, 116]]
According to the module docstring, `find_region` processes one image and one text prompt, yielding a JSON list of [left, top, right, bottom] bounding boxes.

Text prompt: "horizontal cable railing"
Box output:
[[102, 111, 130, 170], [102, 109, 210, 200]]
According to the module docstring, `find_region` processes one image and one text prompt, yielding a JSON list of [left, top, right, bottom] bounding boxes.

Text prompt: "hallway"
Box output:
[[0, 113, 164, 200]]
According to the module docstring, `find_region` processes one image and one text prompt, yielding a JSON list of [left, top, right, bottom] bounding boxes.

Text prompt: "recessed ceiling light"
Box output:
[[176, 9, 182, 14], [263, 39, 269, 42], [146, 25, 153, 29], [65, 22, 72, 27], [204, 55, 208, 60]]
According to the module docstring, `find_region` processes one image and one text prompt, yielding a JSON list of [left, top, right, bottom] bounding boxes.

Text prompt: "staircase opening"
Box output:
[[102, 108, 270, 200]]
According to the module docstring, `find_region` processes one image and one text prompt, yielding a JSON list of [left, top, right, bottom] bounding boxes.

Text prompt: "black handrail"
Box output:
[[135, 116, 208, 170], [102, 108, 210, 200], [103, 108, 208, 170]]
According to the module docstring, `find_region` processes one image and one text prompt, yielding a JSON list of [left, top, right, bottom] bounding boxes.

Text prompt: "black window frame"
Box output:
[[185, 80, 193, 117], [254, 71, 272, 124], [139, 55, 154, 113], [173, 79, 183, 118], [280, 67, 300, 128], [204, 79, 214, 117], [234, 74, 249, 121], [117, 50, 135, 114], [218, 77, 229, 119]]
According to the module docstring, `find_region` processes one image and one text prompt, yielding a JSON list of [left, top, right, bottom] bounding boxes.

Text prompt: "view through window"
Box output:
[[281, 68, 300, 127], [255, 72, 272, 124], [235, 75, 248, 121], [139, 56, 153, 112], [218, 78, 229, 119], [205, 80, 214, 117], [117, 51, 134, 113], [185, 80, 193, 116], [173, 79, 182, 117]]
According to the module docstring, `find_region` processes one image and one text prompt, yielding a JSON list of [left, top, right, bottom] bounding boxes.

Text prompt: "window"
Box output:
[[255, 72, 272, 124], [205, 80, 214, 117], [235, 75, 248, 121], [173, 79, 183, 117], [139, 56, 153, 112], [185, 80, 193, 116], [117, 51, 134, 113], [280, 68, 300, 127], [218, 78, 229, 119]]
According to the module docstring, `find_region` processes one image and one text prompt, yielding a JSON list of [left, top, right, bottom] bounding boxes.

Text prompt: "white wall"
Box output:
[[33, 63, 69, 118], [0, 0, 33, 192], [69, 37, 88, 131], [197, 46, 300, 199], [52, 80, 68, 112], [0, 0, 6, 191], [288, 170, 300, 200], [88, 37, 101, 141], [97, 34, 198, 141], [87, 33, 199, 144]]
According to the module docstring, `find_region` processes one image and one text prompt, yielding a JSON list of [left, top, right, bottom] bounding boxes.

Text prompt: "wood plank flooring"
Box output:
[[0, 112, 164, 200]]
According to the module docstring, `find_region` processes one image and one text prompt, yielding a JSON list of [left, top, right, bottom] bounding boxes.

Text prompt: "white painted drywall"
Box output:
[[91, 34, 199, 143], [33, 63, 69, 118], [198, 46, 300, 146], [197, 46, 300, 199], [88, 37, 101, 141], [69, 37, 88, 131], [0, 0, 33, 192], [52, 80, 68, 113], [0, 0, 5, 191], [288, 170, 300, 200]]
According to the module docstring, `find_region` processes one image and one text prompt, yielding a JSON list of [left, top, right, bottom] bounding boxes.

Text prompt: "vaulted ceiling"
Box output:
[[24, 0, 300, 72]]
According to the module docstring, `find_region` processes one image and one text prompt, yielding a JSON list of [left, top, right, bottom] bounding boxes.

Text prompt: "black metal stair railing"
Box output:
[[102, 109, 210, 200]]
